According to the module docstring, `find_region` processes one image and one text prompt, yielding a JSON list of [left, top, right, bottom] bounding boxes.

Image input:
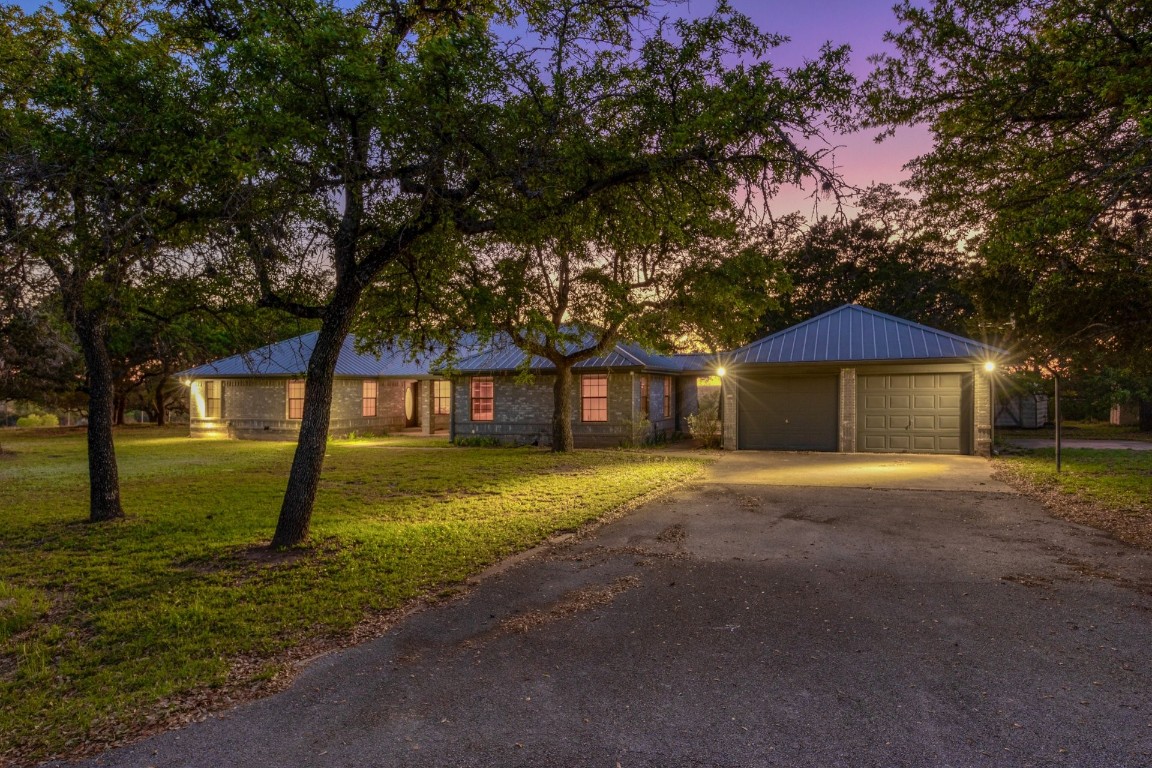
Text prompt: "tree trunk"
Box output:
[[154, 376, 168, 427], [73, 310, 125, 522], [114, 393, 126, 426], [551, 362, 575, 452], [271, 283, 363, 548]]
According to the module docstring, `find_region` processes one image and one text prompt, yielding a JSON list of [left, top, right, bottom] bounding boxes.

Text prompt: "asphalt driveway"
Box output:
[[65, 452, 1152, 768]]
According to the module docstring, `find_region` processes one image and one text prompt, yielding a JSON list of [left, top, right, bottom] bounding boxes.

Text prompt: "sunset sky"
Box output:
[[12, 0, 931, 216]]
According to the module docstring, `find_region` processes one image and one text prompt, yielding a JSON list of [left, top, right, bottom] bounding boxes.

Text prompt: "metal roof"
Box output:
[[729, 305, 1003, 365], [450, 332, 688, 374], [178, 332, 468, 378]]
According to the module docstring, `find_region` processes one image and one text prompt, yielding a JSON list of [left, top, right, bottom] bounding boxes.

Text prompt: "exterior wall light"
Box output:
[[716, 367, 726, 377], [983, 361, 996, 372]]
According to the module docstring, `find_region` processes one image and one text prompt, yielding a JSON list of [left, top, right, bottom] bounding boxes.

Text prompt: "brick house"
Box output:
[[445, 336, 709, 448], [179, 333, 455, 439]]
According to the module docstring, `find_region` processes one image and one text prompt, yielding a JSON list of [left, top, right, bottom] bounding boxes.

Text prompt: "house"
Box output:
[[446, 335, 709, 447], [178, 305, 1004, 455], [719, 304, 1003, 455], [179, 333, 456, 439]]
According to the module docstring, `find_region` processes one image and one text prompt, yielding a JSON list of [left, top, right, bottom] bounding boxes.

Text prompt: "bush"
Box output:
[[619, 417, 653, 448], [453, 435, 505, 447], [15, 413, 59, 428], [686, 391, 722, 448]]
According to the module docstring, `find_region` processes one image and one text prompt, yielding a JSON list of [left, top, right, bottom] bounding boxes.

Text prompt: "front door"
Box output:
[[404, 381, 421, 428]]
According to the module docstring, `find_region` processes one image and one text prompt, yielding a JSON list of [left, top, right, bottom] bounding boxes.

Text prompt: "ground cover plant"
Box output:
[[998, 419, 1152, 444], [996, 448, 1152, 549], [0, 427, 708, 764]]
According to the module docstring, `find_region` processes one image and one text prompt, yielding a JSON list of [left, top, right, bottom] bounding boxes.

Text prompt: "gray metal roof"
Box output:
[[178, 332, 463, 378], [451, 332, 688, 374], [729, 305, 1003, 365]]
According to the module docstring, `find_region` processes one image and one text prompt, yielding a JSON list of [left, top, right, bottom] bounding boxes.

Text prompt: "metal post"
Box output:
[[1054, 374, 1061, 473]]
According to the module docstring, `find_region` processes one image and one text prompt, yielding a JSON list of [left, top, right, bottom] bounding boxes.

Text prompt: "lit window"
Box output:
[[203, 381, 221, 419], [362, 380, 378, 417], [470, 377, 494, 421], [434, 380, 452, 415], [663, 376, 673, 419], [582, 374, 608, 422], [287, 380, 305, 420], [639, 375, 650, 418]]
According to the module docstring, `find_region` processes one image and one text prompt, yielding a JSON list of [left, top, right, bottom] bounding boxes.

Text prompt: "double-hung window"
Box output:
[[362, 380, 378, 417], [470, 377, 494, 421], [663, 376, 674, 419], [581, 374, 608, 422], [287, 380, 305, 420], [203, 381, 222, 419], [434, 380, 452, 415], [639, 375, 650, 419]]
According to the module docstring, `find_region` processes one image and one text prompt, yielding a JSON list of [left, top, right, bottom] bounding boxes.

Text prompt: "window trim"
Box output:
[[203, 380, 222, 419], [470, 376, 494, 421], [433, 380, 452, 416], [287, 379, 305, 420], [581, 373, 609, 423], [362, 379, 378, 418]]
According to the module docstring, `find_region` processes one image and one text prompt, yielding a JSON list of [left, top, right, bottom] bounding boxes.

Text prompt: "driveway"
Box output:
[[65, 453, 1152, 768]]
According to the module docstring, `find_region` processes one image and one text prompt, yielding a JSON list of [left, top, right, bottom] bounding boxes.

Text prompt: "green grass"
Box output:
[[0, 426, 708, 763], [998, 448, 1152, 513]]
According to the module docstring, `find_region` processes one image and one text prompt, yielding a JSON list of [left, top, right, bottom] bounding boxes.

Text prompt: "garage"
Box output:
[[722, 304, 1003, 456], [736, 375, 838, 450], [858, 373, 965, 453]]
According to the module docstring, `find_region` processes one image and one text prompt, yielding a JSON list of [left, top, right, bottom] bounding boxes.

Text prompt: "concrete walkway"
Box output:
[[61, 453, 1152, 768]]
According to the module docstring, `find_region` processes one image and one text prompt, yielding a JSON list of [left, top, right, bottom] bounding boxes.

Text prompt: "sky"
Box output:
[[711, 0, 934, 217], [11, 0, 931, 217]]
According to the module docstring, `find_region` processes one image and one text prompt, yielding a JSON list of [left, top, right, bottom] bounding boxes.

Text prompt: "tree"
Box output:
[[757, 185, 973, 335], [197, 0, 852, 544], [863, 0, 1152, 372], [1, 1, 214, 520]]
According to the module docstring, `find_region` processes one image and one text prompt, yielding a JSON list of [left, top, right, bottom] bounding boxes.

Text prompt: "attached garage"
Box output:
[[736, 375, 838, 450], [721, 305, 1003, 456]]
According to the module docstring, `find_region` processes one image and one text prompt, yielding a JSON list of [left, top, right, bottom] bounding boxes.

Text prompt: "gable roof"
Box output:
[[449, 332, 688, 374], [178, 332, 466, 378], [729, 305, 1003, 365]]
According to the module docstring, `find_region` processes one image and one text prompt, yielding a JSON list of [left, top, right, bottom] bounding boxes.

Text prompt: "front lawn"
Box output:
[[995, 448, 1152, 548], [997, 419, 1152, 443], [0, 427, 708, 765]]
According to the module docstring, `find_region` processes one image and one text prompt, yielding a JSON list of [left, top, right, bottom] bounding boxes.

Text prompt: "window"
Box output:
[[470, 376, 494, 421], [581, 374, 608, 422], [639, 375, 650, 418], [663, 376, 674, 419], [434, 380, 452, 415], [287, 380, 305, 420], [203, 380, 221, 419], [362, 380, 378, 417]]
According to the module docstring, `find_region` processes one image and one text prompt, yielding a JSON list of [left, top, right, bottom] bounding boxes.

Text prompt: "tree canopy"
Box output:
[[864, 0, 1152, 373]]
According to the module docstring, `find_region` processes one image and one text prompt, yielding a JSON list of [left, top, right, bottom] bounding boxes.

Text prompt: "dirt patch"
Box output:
[[992, 461, 1152, 551], [1001, 573, 1053, 588], [235, 544, 315, 566], [782, 510, 840, 525], [657, 523, 687, 544]]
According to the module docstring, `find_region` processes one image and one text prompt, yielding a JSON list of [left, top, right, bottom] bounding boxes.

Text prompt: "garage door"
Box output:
[[858, 374, 964, 454], [737, 375, 838, 451]]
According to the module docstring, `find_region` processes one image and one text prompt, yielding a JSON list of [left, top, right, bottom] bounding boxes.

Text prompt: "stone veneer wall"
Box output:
[[838, 367, 857, 452], [452, 372, 637, 447], [973, 368, 992, 457], [189, 377, 432, 440]]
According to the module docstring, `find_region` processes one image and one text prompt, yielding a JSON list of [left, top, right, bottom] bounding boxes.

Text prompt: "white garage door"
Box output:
[[858, 373, 964, 454]]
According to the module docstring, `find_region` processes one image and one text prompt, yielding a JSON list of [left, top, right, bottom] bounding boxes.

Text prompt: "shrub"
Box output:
[[686, 391, 722, 448], [453, 435, 505, 447], [15, 413, 59, 428], [619, 417, 653, 448]]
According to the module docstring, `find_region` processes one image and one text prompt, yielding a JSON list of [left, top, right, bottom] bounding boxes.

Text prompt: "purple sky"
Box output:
[[12, 0, 927, 216], [711, 0, 932, 216]]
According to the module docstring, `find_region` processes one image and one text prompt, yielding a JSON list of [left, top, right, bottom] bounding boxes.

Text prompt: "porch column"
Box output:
[[421, 379, 434, 436]]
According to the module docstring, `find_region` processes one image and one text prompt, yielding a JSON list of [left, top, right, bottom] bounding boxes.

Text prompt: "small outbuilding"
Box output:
[[720, 305, 1003, 456]]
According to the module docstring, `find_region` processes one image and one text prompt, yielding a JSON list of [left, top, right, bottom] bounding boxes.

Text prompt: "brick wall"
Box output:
[[721, 377, 738, 450], [973, 368, 992, 456], [838, 367, 857, 452], [189, 376, 425, 440], [452, 372, 638, 447]]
